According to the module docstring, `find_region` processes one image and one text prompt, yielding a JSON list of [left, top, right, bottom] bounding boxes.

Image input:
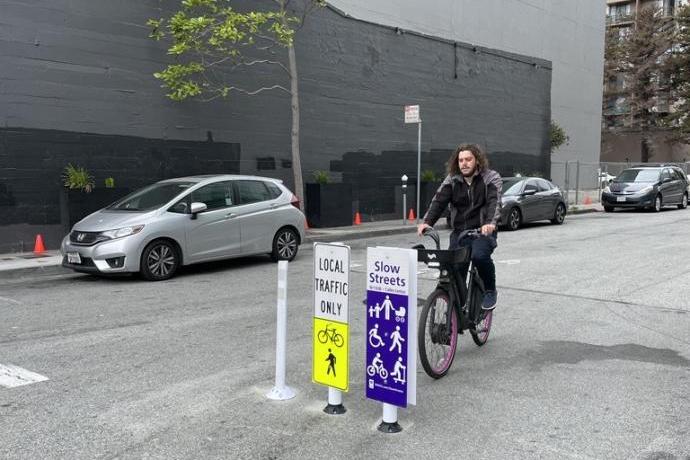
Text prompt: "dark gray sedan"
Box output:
[[500, 177, 568, 231]]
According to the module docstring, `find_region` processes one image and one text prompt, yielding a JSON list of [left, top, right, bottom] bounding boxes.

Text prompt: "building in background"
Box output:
[[602, 0, 690, 162], [329, 0, 606, 190], [0, 0, 603, 251]]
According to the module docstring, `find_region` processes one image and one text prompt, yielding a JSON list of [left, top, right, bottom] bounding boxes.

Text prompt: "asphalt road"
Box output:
[[1, 209, 689, 459]]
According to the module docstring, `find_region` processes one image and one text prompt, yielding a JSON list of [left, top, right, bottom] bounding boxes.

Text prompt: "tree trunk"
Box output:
[[287, 43, 304, 209], [641, 134, 653, 162]]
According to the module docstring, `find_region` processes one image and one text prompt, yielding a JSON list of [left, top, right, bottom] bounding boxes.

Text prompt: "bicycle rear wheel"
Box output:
[[471, 310, 493, 346], [418, 289, 458, 379]]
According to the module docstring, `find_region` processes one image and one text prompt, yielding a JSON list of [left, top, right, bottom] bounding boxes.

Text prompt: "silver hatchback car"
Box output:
[[61, 175, 306, 280]]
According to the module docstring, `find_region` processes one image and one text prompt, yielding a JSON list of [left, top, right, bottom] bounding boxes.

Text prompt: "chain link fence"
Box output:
[[551, 161, 690, 205]]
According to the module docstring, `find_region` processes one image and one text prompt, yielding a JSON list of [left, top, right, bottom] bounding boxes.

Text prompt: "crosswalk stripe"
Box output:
[[0, 364, 49, 388]]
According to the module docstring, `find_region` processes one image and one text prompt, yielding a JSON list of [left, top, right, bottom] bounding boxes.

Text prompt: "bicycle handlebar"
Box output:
[[419, 227, 482, 251]]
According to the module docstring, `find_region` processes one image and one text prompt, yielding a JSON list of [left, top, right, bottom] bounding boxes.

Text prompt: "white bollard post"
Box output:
[[324, 387, 346, 415], [266, 260, 296, 401], [378, 403, 402, 433]]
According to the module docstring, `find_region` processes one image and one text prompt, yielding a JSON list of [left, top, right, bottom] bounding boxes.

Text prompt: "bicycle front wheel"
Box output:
[[418, 289, 458, 379]]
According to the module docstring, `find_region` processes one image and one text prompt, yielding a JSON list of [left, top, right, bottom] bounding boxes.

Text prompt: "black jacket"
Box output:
[[423, 169, 502, 231]]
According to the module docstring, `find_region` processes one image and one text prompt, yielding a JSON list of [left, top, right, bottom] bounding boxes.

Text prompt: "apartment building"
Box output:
[[602, 0, 689, 161]]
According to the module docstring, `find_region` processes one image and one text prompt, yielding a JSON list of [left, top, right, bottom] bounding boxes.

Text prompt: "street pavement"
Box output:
[[1, 206, 688, 459]]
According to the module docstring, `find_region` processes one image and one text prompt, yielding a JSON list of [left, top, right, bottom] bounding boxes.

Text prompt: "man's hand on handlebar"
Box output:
[[417, 223, 431, 236], [480, 224, 496, 236]]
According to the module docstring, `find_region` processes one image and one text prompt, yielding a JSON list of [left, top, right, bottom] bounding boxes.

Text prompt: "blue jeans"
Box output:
[[449, 230, 497, 291]]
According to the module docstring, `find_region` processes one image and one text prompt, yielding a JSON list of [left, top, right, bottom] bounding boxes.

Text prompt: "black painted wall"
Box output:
[[0, 0, 551, 251]]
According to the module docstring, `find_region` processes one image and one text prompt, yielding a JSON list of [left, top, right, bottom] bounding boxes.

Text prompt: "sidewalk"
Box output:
[[0, 203, 602, 280]]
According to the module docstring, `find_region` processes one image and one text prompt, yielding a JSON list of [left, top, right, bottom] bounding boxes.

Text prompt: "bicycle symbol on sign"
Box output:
[[317, 323, 344, 347]]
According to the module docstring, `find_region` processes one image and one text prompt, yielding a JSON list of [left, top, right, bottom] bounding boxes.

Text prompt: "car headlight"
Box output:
[[603, 186, 610, 194], [100, 225, 145, 240], [636, 186, 653, 195]]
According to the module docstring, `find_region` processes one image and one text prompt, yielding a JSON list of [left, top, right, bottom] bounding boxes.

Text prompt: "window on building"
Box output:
[[257, 157, 276, 170]]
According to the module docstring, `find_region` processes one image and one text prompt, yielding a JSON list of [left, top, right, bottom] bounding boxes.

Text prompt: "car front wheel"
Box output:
[[271, 227, 299, 262], [140, 239, 179, 281], [653, 194, 662, 212]]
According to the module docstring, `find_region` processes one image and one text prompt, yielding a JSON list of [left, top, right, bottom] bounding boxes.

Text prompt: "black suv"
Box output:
[[601, 166, 689, 212]]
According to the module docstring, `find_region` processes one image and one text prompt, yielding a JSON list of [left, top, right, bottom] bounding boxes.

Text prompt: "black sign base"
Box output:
[[377, 421, 402, 433], [323, 403, 347, 415]]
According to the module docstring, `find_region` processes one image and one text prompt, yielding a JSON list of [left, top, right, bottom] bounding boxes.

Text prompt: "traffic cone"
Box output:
[[33, 234, 46, 255], [583, 195, 592, 205], [354, 212, 362, 225], [407, 208, 416, 222]]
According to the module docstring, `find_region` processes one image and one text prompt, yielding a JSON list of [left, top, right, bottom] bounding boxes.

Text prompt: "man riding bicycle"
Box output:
[[417, 143, 502, 310]]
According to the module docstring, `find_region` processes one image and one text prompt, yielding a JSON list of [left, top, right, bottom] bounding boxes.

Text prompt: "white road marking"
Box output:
[[0, 364, 49, 388], [0, 296, 21, 305], [497, 259, 521, 265]]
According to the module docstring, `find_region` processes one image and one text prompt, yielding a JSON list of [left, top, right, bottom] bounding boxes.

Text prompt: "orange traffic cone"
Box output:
[[354, 212, 362, 225], [407, 208, 416, 222], [583, 195, 592, 205], [33, 234, 46, 254]]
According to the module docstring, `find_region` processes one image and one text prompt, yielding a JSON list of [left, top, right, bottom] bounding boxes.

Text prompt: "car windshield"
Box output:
[[502, 179, 523, 196], [615, 169, 660, 183], [107, 182, 195, 211]]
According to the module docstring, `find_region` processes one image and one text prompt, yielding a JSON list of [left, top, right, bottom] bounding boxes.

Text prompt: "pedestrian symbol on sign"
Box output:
[[326, 349, 337, 377]]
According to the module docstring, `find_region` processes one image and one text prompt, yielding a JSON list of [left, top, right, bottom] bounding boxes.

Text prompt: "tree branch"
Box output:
[[203, 84, 291, 100]]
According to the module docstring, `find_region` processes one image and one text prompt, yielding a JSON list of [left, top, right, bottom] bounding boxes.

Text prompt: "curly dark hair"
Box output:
[[447, 143, 489, 176]]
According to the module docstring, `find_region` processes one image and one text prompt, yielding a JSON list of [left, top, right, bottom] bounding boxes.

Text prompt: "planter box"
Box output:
[[420, 181, 442, 217], [306, 183, 353, 228], [60, 187, 130, 230]]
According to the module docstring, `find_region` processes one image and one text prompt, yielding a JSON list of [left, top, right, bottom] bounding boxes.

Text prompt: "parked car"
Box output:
[[601, 166, 689, 212], [61, 175, 306, 280], [499, 177, 568, 231]]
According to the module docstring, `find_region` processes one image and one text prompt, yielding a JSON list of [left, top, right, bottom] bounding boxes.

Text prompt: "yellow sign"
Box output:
[[312, 317, 349, 391]]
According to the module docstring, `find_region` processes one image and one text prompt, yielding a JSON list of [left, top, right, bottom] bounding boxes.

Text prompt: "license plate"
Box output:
[[67, 252, 81, 264], [616, 196, 626, 202]]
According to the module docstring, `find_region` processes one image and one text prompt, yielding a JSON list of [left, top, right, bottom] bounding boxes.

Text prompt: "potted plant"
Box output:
[[305, 170, 353, 227], [60, 165, 130, 229], [420, 169, 442, 217]]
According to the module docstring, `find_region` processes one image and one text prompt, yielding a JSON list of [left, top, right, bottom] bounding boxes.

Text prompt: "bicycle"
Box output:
[[317, 323, 344, 347], [367, 361, 389, 379], [414, 227, 494, 379]]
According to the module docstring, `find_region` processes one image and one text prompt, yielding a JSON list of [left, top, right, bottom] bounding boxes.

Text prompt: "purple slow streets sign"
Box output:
[[365, 247, 417, 408]]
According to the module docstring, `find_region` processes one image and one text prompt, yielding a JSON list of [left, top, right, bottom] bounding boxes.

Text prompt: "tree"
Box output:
[[666, 4, 690, 144], [148, 0, 325, 208], [604, 6, 675, 162]]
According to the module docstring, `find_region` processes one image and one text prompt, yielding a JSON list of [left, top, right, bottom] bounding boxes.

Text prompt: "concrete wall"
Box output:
[[0, 0, 552, 251], [329, 0, 607, 184]]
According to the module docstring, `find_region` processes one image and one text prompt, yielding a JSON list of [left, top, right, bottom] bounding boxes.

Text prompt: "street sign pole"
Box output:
[[404, 105, 422, 225], [416, 121, 422, 224]]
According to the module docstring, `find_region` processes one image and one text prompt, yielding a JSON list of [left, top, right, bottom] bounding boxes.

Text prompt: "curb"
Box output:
[[304, 225, 418, 244], [568, 207, 602, 215], [0, 263, 71, 282]]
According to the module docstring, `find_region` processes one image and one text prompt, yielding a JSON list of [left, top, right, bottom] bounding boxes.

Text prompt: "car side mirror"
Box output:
[[190, 202, 207, 219], [522, 189, 537, 196]]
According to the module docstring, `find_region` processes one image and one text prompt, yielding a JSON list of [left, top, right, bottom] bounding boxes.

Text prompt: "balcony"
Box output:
[[606, 13, 634, 25]]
